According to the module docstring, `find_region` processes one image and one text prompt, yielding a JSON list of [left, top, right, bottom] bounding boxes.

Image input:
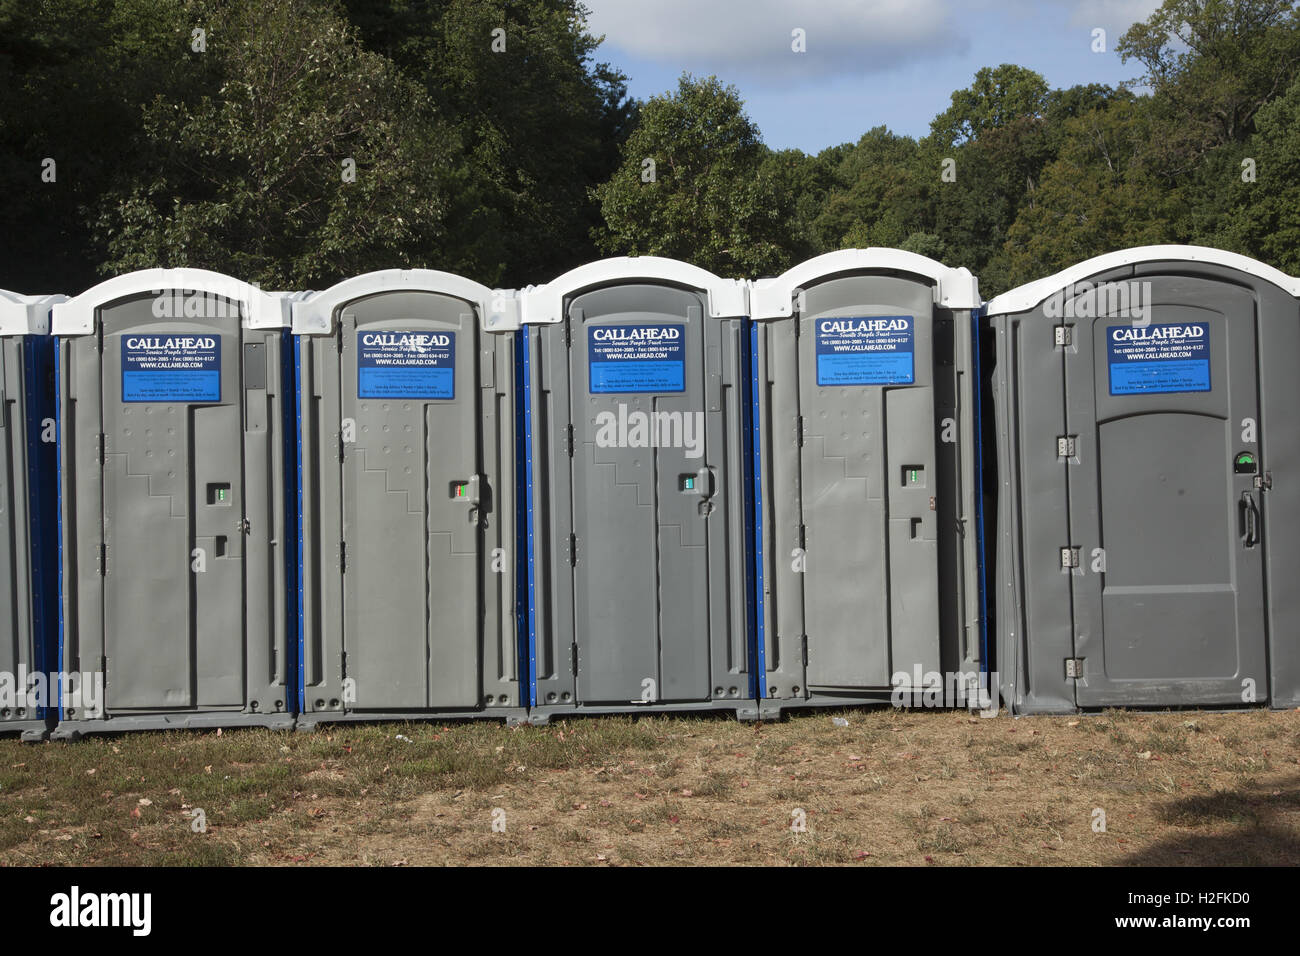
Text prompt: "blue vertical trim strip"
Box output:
[[522, 329, 537, 707], [281, 329, 300, 715], [738, 320, 758, 702], [293, 336, 306, 712], [21, 337, 50, 717], [512, 330, 528, 706], [750, 322, 767, 699], [971, 307, 990, 677], [54, 341, 66, 720]]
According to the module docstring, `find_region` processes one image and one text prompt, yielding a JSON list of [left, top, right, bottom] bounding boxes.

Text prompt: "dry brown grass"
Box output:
[[1, 708, 1297, 866]]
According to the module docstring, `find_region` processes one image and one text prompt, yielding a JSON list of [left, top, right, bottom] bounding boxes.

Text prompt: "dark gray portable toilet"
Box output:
[[50, 270, 296, 736], [0, 292, 62, 740], [749, 250, 986, 716], [293, 271, 525, 727], [522, 257, 756, 721], [986, 246, 1300, 713]]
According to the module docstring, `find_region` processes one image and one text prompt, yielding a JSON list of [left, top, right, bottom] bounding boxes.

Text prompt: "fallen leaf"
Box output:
[[138, 798, 152, 806]]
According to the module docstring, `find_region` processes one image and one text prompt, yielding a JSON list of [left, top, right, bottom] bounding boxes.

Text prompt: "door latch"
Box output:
[[1240, 492, 1260, 548]]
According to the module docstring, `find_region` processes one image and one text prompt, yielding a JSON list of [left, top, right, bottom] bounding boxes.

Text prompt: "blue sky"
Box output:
[[584, 0, 1163, 152]]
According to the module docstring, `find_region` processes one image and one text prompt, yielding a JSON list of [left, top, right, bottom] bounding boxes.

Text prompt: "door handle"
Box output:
[[1240, 491, 1260, 547]]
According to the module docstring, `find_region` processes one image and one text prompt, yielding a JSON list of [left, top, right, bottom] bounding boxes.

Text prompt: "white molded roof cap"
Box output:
[[0, 291, 66, 336], [292, 269, 519, 333], [521, 256, 747, 324], [52, 268, 289, 335], [986, 245, 1300, 316], [750, 249, 980, 319]]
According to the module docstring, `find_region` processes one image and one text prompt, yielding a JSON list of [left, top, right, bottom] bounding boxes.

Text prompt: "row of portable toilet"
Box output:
[[1, 245, 1296, 740]]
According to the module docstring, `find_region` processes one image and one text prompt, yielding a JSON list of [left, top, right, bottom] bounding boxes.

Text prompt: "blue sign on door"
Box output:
[[122, 335, 222, 402], [1107, 323, 1210, 395], [358, 330, 455, 399], [588, 324, 685, 393], [815, 316, 915, 386]]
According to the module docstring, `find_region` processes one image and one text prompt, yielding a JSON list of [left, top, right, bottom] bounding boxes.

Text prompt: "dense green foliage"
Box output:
[[2, 0, 1298, 295]]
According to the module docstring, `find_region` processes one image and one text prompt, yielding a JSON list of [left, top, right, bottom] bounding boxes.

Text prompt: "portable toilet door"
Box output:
[[522, 257, 756, 721], [749, 250, 986, 717], [986, 246, 1300, 713], [0, 292, 63, 740], [292, 271, 525, 727], [50, 270, 296, 736]]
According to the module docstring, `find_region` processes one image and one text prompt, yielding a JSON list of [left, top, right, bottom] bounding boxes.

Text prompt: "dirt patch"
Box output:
[[1, 709, 1297, 865]]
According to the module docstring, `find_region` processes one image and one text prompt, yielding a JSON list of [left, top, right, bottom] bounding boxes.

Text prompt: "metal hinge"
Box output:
[[98, 433, 106, 465], [796, 416, 806, 446], [99, 543, 107, 576], [1054, 325, 1073, 347], [1065, 658, 1084, 679], [1255, 471, 1272, 490], [1060, 546, 1080, 569], [801, 634, 808, 667], [340, 541, 347, 574], [563, 424, 574, 457], [798, 525, 806, 550], [1057, 436, 1077, 459], [570, 643, 579, 676], [566, 533, 578, 566]]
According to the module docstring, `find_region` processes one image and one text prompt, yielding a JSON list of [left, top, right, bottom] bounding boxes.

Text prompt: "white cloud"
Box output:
[[583, 0, 969, 85], [1065, 0, 1163, 31]]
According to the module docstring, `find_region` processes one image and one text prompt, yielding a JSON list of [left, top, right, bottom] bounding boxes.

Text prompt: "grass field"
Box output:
[[1, 708, 1297, 866]]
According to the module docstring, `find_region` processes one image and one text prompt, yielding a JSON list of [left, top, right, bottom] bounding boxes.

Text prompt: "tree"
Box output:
[[1212, 74, 1300, 272], [592, 75, 796, 278], [0, 0, 195, 291], [1000, 100, 1181, 287], [928, 64, 1051, 150], [342, 0, 636, 285], [810, 127, 929, 253], [94, 0, 460, 290], [1117, 0, 1300, 161]]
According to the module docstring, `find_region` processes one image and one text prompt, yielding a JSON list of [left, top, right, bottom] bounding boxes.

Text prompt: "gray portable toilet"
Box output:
[[51, 269, 296, 736], [985, 245, 1300, 713], [522, 257, 756, 721], [0, 292, 63, 740], [292, 271, 525, 727], [749, 250, 985, 716]]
